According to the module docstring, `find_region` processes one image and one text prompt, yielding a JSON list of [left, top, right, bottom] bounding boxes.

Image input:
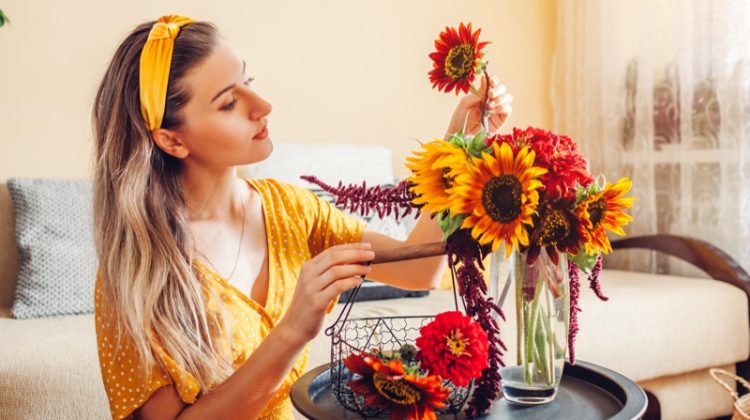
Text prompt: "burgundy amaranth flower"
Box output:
[[300, 175, 417, 220], [588, 254, 608, 301], [446, 229, 506, 417], [567, 261, 582, 365]]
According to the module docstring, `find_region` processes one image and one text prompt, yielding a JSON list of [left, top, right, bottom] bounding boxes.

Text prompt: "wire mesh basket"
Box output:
[[325, 285, 472, 417]]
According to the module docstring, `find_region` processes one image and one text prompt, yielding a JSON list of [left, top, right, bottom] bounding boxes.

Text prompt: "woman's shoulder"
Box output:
[[245, 178, 317, 204]]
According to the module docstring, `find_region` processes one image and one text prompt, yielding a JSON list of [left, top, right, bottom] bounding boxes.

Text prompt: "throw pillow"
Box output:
[[8, 179, 97, 319]]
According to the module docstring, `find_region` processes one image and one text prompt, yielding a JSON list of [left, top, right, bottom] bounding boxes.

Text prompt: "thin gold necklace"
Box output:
[[201, 184, 247, 282]]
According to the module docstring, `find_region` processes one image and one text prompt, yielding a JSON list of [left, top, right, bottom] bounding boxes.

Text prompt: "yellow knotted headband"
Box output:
[[139, 15, 195, 130]]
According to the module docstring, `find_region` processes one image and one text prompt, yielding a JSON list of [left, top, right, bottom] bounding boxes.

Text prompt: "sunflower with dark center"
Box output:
[[428, 22, 489, 95], [450, 142, 547, 257], [344, 352, 450, 420], [527, 199, 582, 264], [577, 178, 635, 254], [406, 140, 468, 215]]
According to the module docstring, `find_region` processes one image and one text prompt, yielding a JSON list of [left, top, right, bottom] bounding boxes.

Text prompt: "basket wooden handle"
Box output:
[[710, 368, 750, 400], [371, 241, 447, 264]]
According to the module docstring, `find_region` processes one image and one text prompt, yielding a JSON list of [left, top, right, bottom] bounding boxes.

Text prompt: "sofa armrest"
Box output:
[[612, 234, 750, 293], [612, 234, 750, 381]]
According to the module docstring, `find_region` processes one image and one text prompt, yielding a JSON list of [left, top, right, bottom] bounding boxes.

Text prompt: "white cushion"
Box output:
[[639, 364, 737, 419], [0, 314, 108, 419], [238, 143, 395, 188], [573, 269, 749, 381]]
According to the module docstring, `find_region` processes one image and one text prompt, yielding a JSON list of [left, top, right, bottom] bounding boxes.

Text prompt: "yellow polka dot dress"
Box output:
[[94, 179, 365, 419]]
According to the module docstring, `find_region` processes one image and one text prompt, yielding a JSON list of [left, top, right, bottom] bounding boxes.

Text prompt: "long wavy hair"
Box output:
[[92, 20, 234, 391]]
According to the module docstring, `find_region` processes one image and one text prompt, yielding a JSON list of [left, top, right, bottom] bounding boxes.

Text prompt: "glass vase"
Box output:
[[496, 247, 570, 405]]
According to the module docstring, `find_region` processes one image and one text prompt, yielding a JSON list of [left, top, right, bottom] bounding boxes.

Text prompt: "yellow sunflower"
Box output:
[[406, 140, 468, 214], [450, 142, 547, 256], [577, 177, 635, 254]]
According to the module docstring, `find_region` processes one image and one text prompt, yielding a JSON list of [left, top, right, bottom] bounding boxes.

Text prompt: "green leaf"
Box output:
[[449, 129, 473, 149], [443, 215, 466, 240], [468, 130, 487, 157], [0, 10, 7, 28], [571, 251, 600, 273], [575, 182, 602, 205], [439, 213, 466, 240], [475, 60, 486, 75], [438, 211, 452, 232]]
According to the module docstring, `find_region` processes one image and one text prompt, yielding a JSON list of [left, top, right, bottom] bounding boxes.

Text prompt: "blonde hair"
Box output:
[[92, 20, 233, 391]]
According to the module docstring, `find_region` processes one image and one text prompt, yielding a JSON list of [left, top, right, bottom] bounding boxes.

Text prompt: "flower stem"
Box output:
[[480, 67, 491, 133], [544, 290, 556, 385], [542, 264, 563, 299], [524, 276, 544, 385], [533, 308, 548, 381]]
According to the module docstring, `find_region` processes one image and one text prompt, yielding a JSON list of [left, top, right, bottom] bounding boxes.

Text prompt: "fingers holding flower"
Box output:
[[445, 75, 514, 138], [482, 75, 513, 134]]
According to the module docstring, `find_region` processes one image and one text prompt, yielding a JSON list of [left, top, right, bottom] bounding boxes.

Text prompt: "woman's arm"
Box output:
[[362, 214, 446, 290], [136, 243, 375, 420], [363, 75, 512, 290], [137, 319, 309, 419]]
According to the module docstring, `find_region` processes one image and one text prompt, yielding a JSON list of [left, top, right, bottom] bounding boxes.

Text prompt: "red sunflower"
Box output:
[[415, 311, 489, 387], [527, 198, 583, 265], [428, 22, 489, 95], [344, 352, 450, 420]]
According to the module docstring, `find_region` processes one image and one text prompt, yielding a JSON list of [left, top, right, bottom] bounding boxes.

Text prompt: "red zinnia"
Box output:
[[490, 127, 594, 200], [344, 352, 450, 420], [428, 22, 489, 95], [415, 311, 489, 387]]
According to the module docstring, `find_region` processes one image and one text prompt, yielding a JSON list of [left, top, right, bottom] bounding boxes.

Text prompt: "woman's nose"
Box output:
[[244, 88, 272, 120]]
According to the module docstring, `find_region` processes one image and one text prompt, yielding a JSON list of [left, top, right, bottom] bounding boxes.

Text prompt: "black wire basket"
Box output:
[[325, 283, 472, 417]]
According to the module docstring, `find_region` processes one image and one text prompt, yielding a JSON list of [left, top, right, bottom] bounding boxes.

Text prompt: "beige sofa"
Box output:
[[1, 146, 749, 418]]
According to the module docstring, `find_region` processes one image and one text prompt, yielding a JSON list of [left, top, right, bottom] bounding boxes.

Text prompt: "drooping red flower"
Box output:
[[428, 22, 489, 95], [344, 352, 450, 420], [489, 127, 594, 200], [415, 311, 489, 387]]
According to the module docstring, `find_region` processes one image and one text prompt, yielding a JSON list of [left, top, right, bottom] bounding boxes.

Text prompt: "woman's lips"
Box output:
[[252, 126, 268, 140]]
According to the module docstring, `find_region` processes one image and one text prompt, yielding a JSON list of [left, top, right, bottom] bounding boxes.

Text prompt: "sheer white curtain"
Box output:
[[552, 0, 750, 274]]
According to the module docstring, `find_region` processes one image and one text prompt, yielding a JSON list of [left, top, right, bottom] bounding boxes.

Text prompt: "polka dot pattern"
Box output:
[[94, 179, 365, 420]]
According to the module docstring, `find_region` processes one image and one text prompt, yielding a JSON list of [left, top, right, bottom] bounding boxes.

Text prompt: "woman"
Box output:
[[92, 15, 512, 420]]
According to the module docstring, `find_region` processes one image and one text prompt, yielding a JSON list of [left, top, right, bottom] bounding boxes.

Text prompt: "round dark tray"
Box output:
[[291, 360, 647, 419]]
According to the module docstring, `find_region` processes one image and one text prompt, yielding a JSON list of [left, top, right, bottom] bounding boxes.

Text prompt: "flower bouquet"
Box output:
[[304, 22, 634, 419]]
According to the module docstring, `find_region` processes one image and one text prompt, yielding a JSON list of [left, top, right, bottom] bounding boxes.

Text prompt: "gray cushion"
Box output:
[[7, 179, 96, 319]]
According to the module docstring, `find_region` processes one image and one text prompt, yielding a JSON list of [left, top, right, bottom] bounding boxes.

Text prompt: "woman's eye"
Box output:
[[221, 98, 238, 111], [220, 77, 254, 111]]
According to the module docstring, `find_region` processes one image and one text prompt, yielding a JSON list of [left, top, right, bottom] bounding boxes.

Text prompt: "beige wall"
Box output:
[[0, 0, 555, 180]]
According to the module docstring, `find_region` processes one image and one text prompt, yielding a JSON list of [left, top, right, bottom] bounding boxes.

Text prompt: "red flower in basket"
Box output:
[[344, 352, 450, 420], [428, 22, 489, 95], [415, 311, 489, 387]]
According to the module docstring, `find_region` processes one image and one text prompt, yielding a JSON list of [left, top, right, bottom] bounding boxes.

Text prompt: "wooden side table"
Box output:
[[291, 360, 647, 419]]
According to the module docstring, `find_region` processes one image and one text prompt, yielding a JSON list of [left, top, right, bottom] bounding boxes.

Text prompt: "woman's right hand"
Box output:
[[280, 242, 375, 344]]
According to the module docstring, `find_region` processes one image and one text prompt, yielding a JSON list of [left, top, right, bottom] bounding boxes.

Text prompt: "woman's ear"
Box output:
[[150, 129, 190, 159]]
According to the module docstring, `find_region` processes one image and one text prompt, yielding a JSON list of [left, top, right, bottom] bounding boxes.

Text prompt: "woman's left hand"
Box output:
[[444, 75, 513, 139]]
